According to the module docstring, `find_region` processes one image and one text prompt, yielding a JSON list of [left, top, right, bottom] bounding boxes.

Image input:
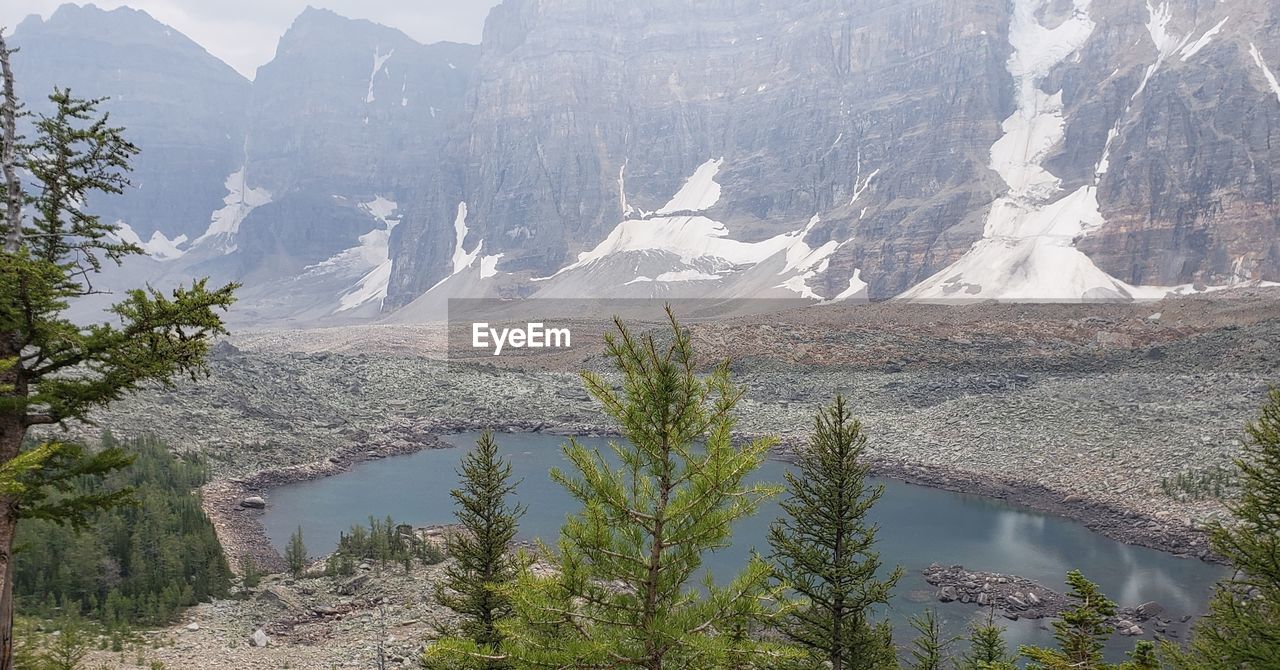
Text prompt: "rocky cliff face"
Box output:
[[390, 0, 1279, 311], [210, 8, 478, 320], [12, 1, 1278, 324], [389, 0, 1014, 306], [10, 4, 250, 244]]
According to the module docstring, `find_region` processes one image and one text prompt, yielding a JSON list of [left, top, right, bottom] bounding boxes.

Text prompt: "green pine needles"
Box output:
[[285, 526, 308, 578], [431, 429, 525, 668], [427, 307, 791, 669], [1168, 388, 1280, 668], [506, 308, 788, 669], [956, 609, 1015, 670], [768, 394, 901, 670]]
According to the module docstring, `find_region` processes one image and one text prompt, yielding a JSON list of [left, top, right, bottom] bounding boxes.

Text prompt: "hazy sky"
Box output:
[[1, 1, 502, 79]]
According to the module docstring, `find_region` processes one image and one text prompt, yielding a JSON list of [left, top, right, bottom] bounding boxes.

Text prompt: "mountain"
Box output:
[[9, 3, 250, 246], [390, 0, 1280, 313], [10, 4, 479, 325], [10, 1, 1279, 325], [192, 7, 478, 322]]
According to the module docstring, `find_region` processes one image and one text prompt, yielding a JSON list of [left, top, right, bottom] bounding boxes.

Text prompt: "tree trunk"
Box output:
[[0, 30, 22, 253], [0, 420, 23, 670], [0, 514, 13, 670]]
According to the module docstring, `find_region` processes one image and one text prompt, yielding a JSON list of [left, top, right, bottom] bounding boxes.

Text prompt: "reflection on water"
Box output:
[[263, 432, 1226, 659]]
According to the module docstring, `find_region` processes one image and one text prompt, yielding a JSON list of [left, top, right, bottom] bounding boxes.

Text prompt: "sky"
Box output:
[[0, 1, 502, 79]]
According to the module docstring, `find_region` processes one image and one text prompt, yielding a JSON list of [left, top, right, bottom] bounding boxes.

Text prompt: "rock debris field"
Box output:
[[44, 290, 1280, 667]]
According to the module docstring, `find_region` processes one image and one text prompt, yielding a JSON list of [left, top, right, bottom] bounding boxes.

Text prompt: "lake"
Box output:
[[262, 431, 1226, 658]]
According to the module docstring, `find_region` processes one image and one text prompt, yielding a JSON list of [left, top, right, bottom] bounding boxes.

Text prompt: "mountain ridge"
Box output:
[[10, 0, 1279, 326]]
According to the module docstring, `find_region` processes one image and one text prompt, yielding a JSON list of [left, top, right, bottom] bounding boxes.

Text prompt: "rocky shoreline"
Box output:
[[203, 418, 1221, 581]]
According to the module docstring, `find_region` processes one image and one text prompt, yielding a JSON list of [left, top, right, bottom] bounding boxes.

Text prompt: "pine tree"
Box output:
[[767, 395, 902, 670], [1019, 570, 1116, 670], [431, 429, 525, 668], [285, 526, 308, 578], [957, 608, 1016, 670], [1168, 388, 1280, 669], [0, 30, 235, 669], [1124, 641, 1159, 670], [906, 609, 954, 670], [429, 308, 791, 669], [35, 615, 91, 670]]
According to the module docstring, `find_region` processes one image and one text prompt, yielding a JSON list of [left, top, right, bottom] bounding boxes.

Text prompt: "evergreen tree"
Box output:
[[0, 30, 235, 669], [14, 435, 231, 627], [1020, 570, 1129, 670], [431, 429, 525, 668], [1168, 388, 1280, 668], [906, 609, 951, 670], [429, 308, 791, 669], [239, 556, 261, 589], [34, 615, 91, 670], [1124, 641, 1159, 670], [956, 609, 1016, 670], [767, 395, 902, 670], [285, 526, 308, 578]]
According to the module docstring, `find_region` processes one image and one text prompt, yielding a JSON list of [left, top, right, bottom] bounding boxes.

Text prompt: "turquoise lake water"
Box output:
[[262, 431, 1226, 658]]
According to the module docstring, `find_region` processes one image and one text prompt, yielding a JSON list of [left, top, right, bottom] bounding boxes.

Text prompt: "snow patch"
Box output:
[[1179, 17, 1228, 61], [903, 0, 1143, 302], [366, 47, 394, 104], [480, 254, 504, 279], [849, 168, 880, 207], [362, 195, 399, 224], [323, 197, 401, 312], [1250, 43, 1280, 103], [618, 161, 636, 217], [451, 202, 483, 274], [111, 221, 187, 261], [1145, 1, 1180, 57], [195, 168, 272, 249], [774, 215, 840, 299], [656, 158, 723, 214], [625, 270, 721, 285], [828, 270, 868, 302], [555, 215, 795, 276]]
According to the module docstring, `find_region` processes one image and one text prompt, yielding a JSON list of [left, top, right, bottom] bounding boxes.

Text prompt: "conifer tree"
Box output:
[[906, 609, 951, 670], [428, 308, 791, 669], [240, 556, 262, 588], [1168, 388, 1280, 668], [286, 526, 308, 578], [767, 395, 902, 670], [1019, 570, 1119, 670], [1125, 641, 1159, 670], [431, 429, 525, 668], [957, 609, 1015, 670], [0, 29, 235, 669]]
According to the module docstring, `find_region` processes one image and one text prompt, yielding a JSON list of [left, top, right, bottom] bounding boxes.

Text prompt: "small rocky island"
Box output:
[[924, 564, 1189, 638]]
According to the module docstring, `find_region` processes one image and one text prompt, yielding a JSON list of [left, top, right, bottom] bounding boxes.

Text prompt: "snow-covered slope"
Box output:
[[900, 0, 1277, 303]]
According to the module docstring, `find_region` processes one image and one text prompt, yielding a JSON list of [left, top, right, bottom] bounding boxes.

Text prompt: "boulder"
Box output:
[[240, 496, 267, 509], [250, 629, 269, 647], [938, 586, 958, 603], [1135, 601, 1164, 619], [338, 574, 371, 595], [259, 584, 305, 611]]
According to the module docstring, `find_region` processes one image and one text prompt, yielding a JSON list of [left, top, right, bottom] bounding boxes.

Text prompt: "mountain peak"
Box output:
[[47, 2, 156, 28]]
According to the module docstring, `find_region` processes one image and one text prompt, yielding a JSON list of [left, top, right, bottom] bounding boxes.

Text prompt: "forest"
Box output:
[[14, 434, 231, 628]]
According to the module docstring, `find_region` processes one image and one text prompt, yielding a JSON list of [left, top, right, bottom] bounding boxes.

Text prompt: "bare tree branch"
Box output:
[[0, 29, 21, 254]]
